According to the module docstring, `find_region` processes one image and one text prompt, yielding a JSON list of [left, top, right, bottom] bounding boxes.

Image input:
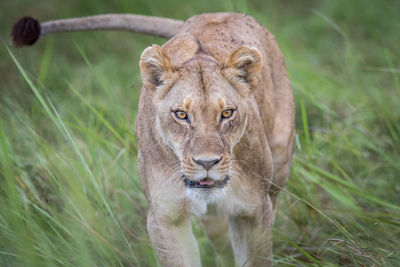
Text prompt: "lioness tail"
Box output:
[[11, 14, 184, 47]]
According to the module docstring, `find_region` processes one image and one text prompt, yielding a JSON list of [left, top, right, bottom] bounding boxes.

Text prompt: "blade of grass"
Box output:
[[7, 45, 134, 255]]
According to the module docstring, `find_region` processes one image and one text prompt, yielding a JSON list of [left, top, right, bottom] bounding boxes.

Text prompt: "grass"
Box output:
[[1, 0, 399, 266]]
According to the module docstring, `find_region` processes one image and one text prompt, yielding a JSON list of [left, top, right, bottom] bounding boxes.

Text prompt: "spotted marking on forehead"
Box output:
[[184, 97, 192, 109], [217, 97, 225, 109]]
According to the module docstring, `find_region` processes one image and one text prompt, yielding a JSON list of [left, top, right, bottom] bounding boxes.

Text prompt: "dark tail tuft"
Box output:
[[11, 17, 41, 47]]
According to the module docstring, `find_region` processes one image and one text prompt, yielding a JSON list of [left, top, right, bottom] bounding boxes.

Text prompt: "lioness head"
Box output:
[[139, 34, 262, 198]]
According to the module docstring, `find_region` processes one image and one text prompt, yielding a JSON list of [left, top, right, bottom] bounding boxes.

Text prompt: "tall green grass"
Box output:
[[1, 0, 399, 266]]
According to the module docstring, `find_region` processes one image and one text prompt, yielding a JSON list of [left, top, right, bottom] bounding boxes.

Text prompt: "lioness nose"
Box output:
[[193, 157, 221, 170]]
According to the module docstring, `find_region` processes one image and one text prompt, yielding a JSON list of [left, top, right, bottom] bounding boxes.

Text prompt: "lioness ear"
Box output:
[[223, 46, 262, 96], [139, 44, 175, 93]]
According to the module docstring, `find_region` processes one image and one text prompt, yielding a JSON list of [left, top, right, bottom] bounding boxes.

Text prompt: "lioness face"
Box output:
[[140, 44, 262, 198], [157, 59, 248, 190]]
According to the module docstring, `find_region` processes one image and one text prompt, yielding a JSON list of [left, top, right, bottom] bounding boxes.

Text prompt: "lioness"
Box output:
[[12, 12, 295, 266]]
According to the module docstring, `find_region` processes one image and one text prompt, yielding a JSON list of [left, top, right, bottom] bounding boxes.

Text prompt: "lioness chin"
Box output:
[[12, 12, 295, 266]]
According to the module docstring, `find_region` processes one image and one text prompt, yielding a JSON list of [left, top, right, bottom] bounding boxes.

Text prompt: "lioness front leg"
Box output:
[[147, 208, 201, 267], [228, 197, 274, 267], [199, 205, 235, 267]]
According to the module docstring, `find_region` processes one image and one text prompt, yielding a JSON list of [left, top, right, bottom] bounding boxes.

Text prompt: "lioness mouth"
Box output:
[[182, 176, 230, 189]]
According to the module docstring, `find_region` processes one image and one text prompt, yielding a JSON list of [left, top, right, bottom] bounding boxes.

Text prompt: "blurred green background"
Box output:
[[1, 0, 399, 266]]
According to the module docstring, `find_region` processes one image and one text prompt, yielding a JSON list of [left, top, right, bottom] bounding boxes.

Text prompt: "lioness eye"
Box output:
[[221, 109, 234, 119], [175, 110, 188, 120]]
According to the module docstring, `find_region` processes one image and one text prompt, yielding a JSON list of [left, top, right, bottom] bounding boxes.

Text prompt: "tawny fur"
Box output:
[[136, 13, 295, 267]]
